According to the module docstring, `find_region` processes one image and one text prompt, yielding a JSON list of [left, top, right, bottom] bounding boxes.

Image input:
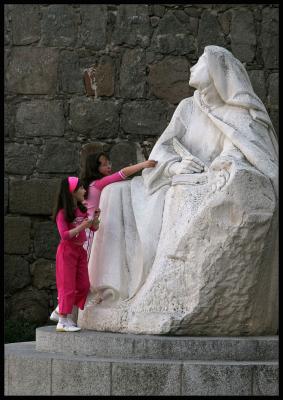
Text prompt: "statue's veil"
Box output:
[[202, 45, 278, 196]]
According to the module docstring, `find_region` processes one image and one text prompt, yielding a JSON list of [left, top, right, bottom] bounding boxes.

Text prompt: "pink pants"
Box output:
[[56, 240, 90, 315]]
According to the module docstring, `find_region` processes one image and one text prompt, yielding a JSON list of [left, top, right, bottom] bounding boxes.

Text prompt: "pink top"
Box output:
[[56, 208, 96, 244], [84, 170, 127, 218]]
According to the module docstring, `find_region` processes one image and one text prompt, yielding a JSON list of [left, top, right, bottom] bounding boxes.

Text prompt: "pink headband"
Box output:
[[68, 176, 79, 193]]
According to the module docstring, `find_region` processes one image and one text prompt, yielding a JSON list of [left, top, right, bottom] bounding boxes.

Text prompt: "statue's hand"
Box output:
[[170, 155, 207, 175], [209, 158, 232, 193]]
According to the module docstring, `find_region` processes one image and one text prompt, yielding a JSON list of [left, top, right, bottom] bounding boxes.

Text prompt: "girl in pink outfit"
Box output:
[[81, 152, 157, 303], [52, 176, 100, 332]]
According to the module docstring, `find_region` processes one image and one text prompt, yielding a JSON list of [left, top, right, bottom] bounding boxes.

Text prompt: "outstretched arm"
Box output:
[[94, 171, 127, 191], [93, 160, 157, 193], [121, 160, 157, 177]]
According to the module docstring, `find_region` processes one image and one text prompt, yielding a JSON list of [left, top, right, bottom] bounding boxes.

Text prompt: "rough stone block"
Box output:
[[110, 142, 138, 172], [4, 49, 11, 91], [260, 7, 279, 69], [69, 98, 120, 138], [33, 222, 60, 260], [121, 101, 169, 136], [151, 11, 196, 55], [78, 5, 107, 50], [148, 56, 194, 104], [184, 6, 202, 18], [41, 5, 78, 47], [174, 9, 191, 23], [58, 50, 84, 94], [10, 4, 41, 45], [5, 143, 38, 175], [267, 73, 278, 107], [253, 364, 278, 395], [4, 178, 8, 215], [152, 5, 165, 17], [182, 363, 253, 395], [10, 179, 60, 215], [4, 216, 31, 254], [7, 348, 51, 395], [5, 47, 59, 94], [230, 9, 256, 63], [197, 10, 226, 56], [218, 10, 232, 35], [4, 255, 31, 295], [15, 100, 65, 138], [119, 49, 146, 99], [112, 4, 150, 48], [84, 67, 96, 96], [52, 358, 111, 395], [4, 5, 11, 45], [30, 259, 56, 290], [37, 139, 79, 173], [7, 286, 49, 324], [112, 361, 181, 395], [150, 16, 160, 28], [188, 16, 199, 35], [4, 101, 16, 138], [96, 56, 115, 97], [247, 70, 266, 103]]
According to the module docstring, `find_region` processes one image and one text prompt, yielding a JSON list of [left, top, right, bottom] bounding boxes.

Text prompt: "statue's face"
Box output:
[[189, 54, 211, 89]]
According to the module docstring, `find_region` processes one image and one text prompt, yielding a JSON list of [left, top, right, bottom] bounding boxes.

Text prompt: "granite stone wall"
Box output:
[[4, 4, 279, 325]]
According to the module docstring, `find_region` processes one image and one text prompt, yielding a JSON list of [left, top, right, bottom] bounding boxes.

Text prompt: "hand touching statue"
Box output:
[[141, 160, 158, 169]]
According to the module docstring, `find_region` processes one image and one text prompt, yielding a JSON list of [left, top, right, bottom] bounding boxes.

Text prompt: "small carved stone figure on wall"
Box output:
[[78, 45, 278, 336]]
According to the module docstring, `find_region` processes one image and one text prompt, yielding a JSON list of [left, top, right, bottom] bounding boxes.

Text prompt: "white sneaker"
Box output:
[[50, 308, 60, 322], [56, 319, 81, 332], [50, 308, 76, 326], [67, 317, 77, 327]]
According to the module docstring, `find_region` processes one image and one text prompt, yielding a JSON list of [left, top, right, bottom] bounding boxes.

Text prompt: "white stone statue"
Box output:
[[78, 45, 278, 335]]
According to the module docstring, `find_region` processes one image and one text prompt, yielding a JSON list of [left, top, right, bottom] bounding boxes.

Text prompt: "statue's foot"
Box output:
[[93, 294, 103, 304], [84, 292, 102, 308]]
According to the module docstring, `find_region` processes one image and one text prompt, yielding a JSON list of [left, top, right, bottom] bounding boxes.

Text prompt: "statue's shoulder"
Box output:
[[175, 97, 194, 122], [175, 96, 194, 114], [178, 96, 194, 107]]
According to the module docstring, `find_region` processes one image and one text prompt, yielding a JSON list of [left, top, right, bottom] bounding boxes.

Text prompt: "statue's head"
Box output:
[[188, 45, 242, 92], [203, 45, 249, 90], [189, 53, 211, 90], [191, 45, 267, 115]]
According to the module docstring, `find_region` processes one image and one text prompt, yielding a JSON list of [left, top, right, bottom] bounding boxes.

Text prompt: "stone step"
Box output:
[[5, 341, 278, 396], [36, 326, 278, 361]]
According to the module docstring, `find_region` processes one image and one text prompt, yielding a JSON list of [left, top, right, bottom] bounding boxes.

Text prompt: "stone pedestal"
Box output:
[[4, 326, 278, 396]]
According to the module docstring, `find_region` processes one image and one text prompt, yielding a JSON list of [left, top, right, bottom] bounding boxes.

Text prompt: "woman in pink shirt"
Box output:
[[51, 176, 100, 332], [81, 152, 157, 302]]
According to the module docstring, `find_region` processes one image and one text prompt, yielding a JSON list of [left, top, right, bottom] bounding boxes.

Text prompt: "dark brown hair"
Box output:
[[52, 177, 87, 223], [80, 152, 110, 199]]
